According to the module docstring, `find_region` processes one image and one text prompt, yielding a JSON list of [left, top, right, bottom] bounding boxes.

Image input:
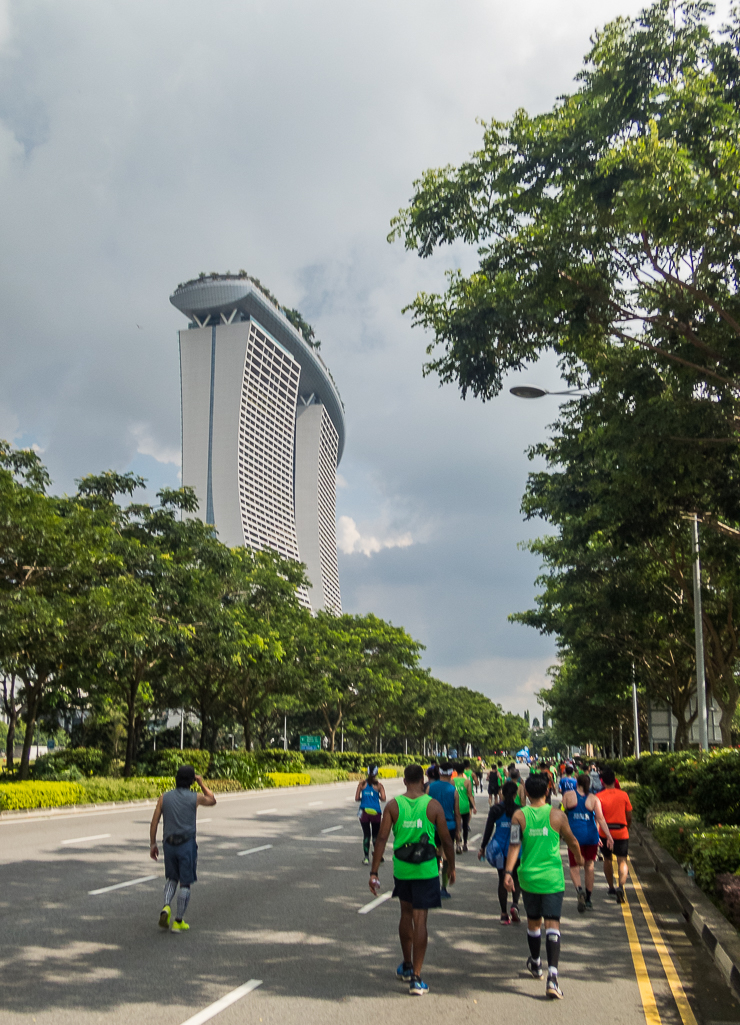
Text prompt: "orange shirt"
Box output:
[[597, 788, 632, 840]]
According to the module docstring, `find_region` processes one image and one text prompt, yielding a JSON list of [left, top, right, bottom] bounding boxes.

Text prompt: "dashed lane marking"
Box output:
[[358, 892, 393, 914], [237, 844, 273, 857], [89, 874, 157, 895], [62, 833, 111, 845], [308, 801, 324, 807], [256, 808, 277, 815], [179, 980, 262, 1025], [321, 825, 343, 834]]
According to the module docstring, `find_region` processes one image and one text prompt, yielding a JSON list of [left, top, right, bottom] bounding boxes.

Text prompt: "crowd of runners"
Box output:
[[149, 755, 632, 1001]]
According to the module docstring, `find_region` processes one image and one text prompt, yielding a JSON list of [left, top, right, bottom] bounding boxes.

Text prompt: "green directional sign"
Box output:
[[300, 734, 321, 751]]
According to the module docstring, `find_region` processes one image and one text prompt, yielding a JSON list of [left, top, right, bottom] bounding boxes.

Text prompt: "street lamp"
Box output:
[[510, 384, 710, 752]]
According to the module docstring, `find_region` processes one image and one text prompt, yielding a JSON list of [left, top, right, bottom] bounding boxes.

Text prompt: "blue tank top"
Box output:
[[359, 782, 382, 815], [559, 776, 577, 793], [566, 791, 599, 846], [428, 780, 456, 830]]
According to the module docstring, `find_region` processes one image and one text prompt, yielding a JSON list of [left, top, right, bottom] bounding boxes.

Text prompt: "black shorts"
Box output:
[[392, 875, 442, 909], [521, 889, 564, 921], [601, 837, 629, 860]]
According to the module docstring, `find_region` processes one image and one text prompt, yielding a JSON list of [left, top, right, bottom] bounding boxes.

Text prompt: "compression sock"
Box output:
[[545, 929, 561, 975], [363, 835, 370, 858], [585, 889, 592, 902], [163, 879, 177, 907], [176, 886, 191, 922], [527, 929, 542, 963]]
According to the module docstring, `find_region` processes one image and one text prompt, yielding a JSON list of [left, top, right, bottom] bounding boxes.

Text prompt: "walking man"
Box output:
[[370, 763, 456, 995], [504, 773, 583, 999], [428, 760, 461, 898], [453, 761, 476, 852], [597, 767, 633, 903], [150, 765, 216, 932]]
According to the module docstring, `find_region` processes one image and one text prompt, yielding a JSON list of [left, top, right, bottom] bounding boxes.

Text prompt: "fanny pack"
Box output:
[[394, 835, 437, 864], [165, 834, 190, 846], [606, 823, 627, 831]]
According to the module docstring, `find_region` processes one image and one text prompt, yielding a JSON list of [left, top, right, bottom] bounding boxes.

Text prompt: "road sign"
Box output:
[[300, 734, 321, 751]]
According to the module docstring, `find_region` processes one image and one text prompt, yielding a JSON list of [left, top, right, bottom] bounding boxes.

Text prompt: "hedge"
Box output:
[[0, 781, 86, 811], [33, 747, 111, 779], [266, 772, 311, 787], [690, 827, 740, 892], [148, 749, 212, 778], [378, 767, 402, 778]]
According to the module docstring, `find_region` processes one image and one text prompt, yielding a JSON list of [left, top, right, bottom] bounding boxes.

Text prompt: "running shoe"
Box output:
[[500, 912, 511, 925], [455, 843, 463, 855], [616, 885, 626, 904], [546, 975, 564, 999], [158, 905, 171, 929], [607, 887, 618, 898], [396, 962, 413, 982], [585, 898, 594, 911], [526, 957, 543, 979], [409, 976, 429, 996], [462, 844, 468, 852], [171, 920, 190, 932], [362, 856, 369, 865], [440, 887, 452, 899], [509, 904, 521, 923], [577, 889, 587, 914]]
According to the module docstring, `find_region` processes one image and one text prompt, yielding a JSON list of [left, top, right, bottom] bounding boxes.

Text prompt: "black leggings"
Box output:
[[460, 812, 470, 844], [497, 866, 521, 914], [361, 818, 380, 856]]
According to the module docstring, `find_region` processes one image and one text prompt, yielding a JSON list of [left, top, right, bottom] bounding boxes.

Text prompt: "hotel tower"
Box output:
[[171, 274, 344, 613]]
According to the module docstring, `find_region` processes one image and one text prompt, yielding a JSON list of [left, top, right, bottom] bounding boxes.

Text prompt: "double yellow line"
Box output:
[[621, 858, 697, 1025]]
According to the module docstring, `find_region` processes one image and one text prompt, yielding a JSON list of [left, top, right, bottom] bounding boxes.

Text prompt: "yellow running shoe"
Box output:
[[158, 905, 171, 929], [171, 920, 190, 932]]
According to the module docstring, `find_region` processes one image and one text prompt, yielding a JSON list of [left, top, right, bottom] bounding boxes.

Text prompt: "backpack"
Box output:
[[485, 812, 513, 869]]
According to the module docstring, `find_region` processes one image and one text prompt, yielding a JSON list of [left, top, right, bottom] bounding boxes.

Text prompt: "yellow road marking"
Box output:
[[628, 858, 698, 1025], [620, 881, 663, 1025]]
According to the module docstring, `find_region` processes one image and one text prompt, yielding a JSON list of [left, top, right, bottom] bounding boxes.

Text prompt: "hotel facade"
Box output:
[[171, 275, 344, 613]]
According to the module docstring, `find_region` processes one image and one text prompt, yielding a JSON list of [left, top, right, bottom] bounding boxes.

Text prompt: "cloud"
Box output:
[[336, 515, 413, 558], [130, 424, 180, 466]]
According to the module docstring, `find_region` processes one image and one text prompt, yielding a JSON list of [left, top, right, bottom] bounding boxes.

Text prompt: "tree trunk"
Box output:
[[18, 679, 44, 781], [242, 716, 252, 751], [123, 681, 139, 777], [2, 675, 18, 772]]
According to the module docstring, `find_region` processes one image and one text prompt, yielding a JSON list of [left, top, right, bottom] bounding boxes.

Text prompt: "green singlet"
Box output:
[[453, 776, 470, 815], [518, 804, 565, 894], [393, 794, 439, 879]]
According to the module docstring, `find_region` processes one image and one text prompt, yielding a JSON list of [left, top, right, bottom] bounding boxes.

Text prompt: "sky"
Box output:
[[1, 0, 731, 719]]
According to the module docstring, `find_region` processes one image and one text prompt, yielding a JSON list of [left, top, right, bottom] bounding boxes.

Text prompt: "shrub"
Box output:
[[691, 749, 740, 826], [690, 826, 740, 892], [79, 777, 175, 803], [204, 778, 245, 793], [254, 749, 306, 772], [649, 810, 703, 865], [149, 748, 212, 778], [0, 781, 85, 811], [627, 784, 657, 823], [266, 772, 311, 787], [208, 752, 271, 789], [715, 873, 740, 929], [33, 747, 111, 779], [306, 768, 350, 784], [378, 766, 402, 778]]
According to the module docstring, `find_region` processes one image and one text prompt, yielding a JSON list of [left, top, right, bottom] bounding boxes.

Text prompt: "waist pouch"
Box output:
[[165, 834, 190, 846], [606, 823, 626, 831], [394, 836, 438, 864], [361, 807, 379, 816]]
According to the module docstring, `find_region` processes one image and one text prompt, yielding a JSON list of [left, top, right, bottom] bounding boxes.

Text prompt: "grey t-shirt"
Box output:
[[162, 787, 198, 842]]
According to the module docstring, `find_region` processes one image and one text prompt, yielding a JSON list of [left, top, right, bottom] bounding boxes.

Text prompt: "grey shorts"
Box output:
[[163, 837, 198, 886], [521, 889, 564, 921]]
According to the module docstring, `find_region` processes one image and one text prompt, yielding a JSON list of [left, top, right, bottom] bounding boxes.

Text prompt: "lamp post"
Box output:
[[511, 384, 710, 752]]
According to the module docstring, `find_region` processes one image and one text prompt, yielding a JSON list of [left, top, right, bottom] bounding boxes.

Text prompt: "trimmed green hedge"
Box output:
[[148, 748, 212, 777], [33, 747, 111, 779], [648, 810, 702, 865], [266, 772, 311, 787], [0, 781, 86, 811]]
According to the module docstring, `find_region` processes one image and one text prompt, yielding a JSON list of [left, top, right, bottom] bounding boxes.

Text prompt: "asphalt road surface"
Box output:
[[1, 780, 738, 1025]]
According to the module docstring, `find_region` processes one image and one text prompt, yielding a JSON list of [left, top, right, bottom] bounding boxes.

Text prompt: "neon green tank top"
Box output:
[[518, 804, 565, 894], [453, 776, 470, 814], [393, 794, 438, 880]]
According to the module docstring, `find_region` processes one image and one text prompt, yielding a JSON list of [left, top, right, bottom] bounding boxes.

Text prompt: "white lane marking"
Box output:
[[237, 844, 273, 857], [358, 892, 393, 914], [320, 825, 343, 834], [470, 833, 482, 844], [179, 980, 263, 1025], [89, 874, 157, 895], [256, 808, 277, 815], [61, 833, 111, 846], [198, 818, 212, 823], [308, 801, 324, 807]]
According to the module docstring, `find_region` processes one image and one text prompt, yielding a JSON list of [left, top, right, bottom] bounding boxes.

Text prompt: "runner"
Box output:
[[370, 763, 456, 995], [588, 763, 603, 794], [463, 759, 477, 797], [558, 764, 577, 798], [355, 764, 387, 865], [504, 773, 584, 1000], [478, 779, 522, 924], [453, 761, 476, 851], [488, 762, 501, 806], [597, 767, 633, 903], [428, 760, 461, 898], [562, 772, 613, 911], [539, 761, 556, 805], [149, 765, 216, 932]]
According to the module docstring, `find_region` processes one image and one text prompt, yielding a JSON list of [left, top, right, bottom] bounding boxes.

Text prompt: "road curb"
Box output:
[[635, 822, 740, 1001]]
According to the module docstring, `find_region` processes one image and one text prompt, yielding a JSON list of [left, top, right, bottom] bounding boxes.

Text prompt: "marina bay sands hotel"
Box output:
[[170, 274, 344, 614]]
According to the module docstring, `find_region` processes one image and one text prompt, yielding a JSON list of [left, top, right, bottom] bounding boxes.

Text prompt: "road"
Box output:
[[0, 779, 738, 1025]]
